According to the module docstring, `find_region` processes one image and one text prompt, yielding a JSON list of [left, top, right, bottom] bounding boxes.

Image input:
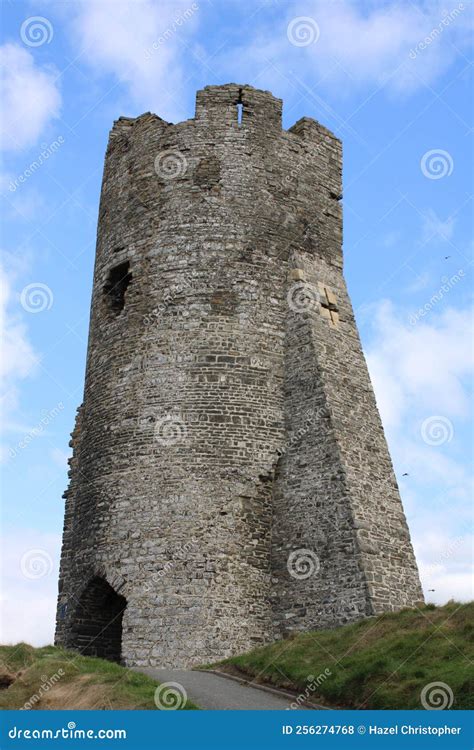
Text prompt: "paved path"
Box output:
[[139, 668, 310, 710]]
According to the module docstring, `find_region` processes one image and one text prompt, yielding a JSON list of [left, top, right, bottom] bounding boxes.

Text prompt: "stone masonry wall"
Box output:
[[55, 84, 423, 668]]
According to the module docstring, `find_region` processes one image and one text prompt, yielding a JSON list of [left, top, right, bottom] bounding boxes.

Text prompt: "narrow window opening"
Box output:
[[236, 88, 244, 127], [104, 261, 132, 314]]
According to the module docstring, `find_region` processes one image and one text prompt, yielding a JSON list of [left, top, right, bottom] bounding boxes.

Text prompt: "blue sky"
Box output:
[[1, 0, 472, 645]]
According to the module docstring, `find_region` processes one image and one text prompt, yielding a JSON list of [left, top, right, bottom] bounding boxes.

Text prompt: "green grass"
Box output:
[[0, 644, 198, 710], [209, 602, 474, 710]]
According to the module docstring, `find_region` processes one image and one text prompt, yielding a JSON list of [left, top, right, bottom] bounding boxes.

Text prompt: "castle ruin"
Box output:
[[55, 84, 423, 668]]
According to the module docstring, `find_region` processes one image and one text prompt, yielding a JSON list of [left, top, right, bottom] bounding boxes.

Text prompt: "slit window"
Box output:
[[104, 261, 132, 314], [236, 88, 244, 127], [236, 102, 243, 126]]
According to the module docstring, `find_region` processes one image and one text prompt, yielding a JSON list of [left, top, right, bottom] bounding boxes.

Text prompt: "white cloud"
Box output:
[[364, 299, 473, 604], [0, 260, 40, 462], [366, 300, 473, 429], [0, 262, 38, 385], [415, 529, 473, 604], [50, 447, 70, 469], [0, 530, 61, 646], [405, 271, 433, 294], [0, 44, 61, 152], [3, 187, 48, 222], [67, 0, 200, 120], [215, 0, 472, 99], [304, 0, 469, 93], [420, 208, 456, 244]]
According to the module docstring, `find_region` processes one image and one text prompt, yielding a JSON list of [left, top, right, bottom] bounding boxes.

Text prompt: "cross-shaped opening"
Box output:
[[319, 284, 339, 328]]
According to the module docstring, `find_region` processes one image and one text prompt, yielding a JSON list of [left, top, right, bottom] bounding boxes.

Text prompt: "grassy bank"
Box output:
[[0, 644, 197, 710], [210, 602, 473, 710]]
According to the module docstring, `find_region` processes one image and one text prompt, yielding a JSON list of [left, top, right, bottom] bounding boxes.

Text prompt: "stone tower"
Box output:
[[55, 84, 423, 668]]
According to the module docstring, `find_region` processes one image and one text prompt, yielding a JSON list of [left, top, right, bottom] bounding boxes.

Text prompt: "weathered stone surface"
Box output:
[[55, 84, 423, 668]]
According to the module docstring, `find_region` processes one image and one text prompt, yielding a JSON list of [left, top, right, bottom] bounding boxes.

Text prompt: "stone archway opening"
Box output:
[[71, 577, 126, 663]]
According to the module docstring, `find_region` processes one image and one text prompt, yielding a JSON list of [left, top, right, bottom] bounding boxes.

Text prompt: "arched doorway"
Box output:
[[70, 577, 126, 662]]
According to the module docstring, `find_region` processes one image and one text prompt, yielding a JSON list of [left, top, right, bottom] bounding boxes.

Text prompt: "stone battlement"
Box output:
[[112, 83, 340, 146]]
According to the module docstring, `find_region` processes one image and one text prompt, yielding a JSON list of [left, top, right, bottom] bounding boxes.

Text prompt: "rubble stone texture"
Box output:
[[55, 84, 424, 668]]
